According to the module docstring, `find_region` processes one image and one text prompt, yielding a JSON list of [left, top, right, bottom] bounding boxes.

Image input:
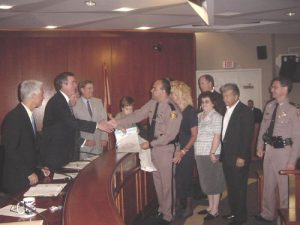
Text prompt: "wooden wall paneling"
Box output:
[[18, 37, 69, 130], [0, 31, 196, 127], [0, 38, 22, 124], [67, 37, 112, 100]]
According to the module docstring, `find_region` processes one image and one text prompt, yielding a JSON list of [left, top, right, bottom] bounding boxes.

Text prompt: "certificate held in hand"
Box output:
[[115, 127, 141, 153]]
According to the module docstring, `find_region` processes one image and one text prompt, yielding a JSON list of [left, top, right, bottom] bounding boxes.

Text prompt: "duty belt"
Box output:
[[266, 136, 293, 149]]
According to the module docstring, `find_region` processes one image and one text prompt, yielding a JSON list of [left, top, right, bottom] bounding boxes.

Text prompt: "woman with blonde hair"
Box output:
[[170, 80, 198, 218]]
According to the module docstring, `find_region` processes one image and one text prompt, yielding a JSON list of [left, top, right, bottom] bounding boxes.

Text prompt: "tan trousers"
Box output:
[[261, 145, 289, 220], [151, 145, 176, 221]]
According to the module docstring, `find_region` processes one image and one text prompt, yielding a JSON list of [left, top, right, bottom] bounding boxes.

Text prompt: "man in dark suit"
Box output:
[[247, 99, 263, 159], [40, 72, 113, 170], [2, 80, 50, 194], [220, 83, 254, 225], [247, 99, 263, 124], [197, 74, 226, 115]]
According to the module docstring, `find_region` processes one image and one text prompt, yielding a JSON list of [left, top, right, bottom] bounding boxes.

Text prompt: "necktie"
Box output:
[[87, 100, 93, 118], [267, 103, 279, 137], [148, 102, 159, 142], [68, 100, 74, 116], [31, 115, 37, 136]]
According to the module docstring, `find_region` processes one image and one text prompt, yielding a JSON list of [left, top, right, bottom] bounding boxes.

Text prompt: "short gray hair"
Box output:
[[220, 83, 240, 96], [19, 80, 43, 101]]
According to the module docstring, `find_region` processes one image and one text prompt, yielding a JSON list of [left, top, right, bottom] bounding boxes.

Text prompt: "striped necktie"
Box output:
[[31, 115, 37, 136], [87, 100, 93, 118]]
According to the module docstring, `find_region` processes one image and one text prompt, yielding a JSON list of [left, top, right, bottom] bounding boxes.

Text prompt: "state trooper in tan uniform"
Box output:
[[255, 77, 300, 222], [112, 79, 182, 224]]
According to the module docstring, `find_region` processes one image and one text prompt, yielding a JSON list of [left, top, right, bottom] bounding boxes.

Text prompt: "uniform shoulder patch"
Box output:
[[168, 102, 177, 119]]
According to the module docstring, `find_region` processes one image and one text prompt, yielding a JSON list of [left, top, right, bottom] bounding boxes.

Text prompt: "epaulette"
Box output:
[[168, 102, 177, 119], [289, 101, 296, 106]]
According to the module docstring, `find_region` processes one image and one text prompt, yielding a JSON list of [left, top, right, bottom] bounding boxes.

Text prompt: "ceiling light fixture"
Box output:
[[85, 0, 96, 7], [113, 7, 135, 12], [187, 0, 209, 25], [286, 12, 296, 17], [0, 4, 14, 10], [45, 25, 58, 29], [136, 26, 152, 30]]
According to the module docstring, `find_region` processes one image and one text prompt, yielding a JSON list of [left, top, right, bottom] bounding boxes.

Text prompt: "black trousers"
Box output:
[[175, 150, 194, 198], [223, 163, 250, 223]]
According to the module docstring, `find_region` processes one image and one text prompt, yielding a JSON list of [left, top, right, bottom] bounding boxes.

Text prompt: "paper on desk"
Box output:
[[115, 127, 141, 153], [0, 205, 46, 219], [84, 155, 99, 161], [23, 183, 67, 197], [62, 161, 90, 170], [0, 220, 43, 225], [53, 173, 78, 180], [0, 222, 43, 225], [138, 137, 157, 172]]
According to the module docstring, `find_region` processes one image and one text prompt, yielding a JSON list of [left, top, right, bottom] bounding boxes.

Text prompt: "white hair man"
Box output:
[[2, 80, 50, 194]]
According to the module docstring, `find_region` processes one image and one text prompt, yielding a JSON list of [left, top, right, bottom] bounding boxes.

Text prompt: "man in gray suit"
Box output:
[[73, 80, 108, 159]]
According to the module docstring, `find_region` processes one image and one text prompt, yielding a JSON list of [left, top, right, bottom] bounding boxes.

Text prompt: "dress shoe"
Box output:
[[204, 212, 219, 221], [222, 214, 235, 220], [254, 214, 273, 223], [198, 209, 209, 215]]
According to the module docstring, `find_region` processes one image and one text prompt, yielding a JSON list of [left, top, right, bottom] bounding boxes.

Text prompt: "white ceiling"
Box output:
[[0, 0, 300, 33]]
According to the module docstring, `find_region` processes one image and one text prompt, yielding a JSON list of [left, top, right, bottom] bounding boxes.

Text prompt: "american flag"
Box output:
[[103, 63, 112, 119]]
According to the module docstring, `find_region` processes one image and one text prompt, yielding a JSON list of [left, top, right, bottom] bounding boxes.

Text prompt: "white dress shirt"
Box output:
[[222, 100, 239, 140]]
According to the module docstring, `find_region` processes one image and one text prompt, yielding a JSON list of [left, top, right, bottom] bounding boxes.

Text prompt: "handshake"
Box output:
[[96, 119, 119, 133]]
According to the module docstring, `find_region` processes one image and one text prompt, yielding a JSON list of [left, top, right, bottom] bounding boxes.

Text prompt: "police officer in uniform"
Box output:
[[255, 77, 300, 222], [112, 79, 182, 224]]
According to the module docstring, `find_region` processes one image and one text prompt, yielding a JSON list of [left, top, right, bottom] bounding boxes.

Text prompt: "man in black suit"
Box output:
[[197, 74, 226, 115], [247, 99, 263, 124], [40, 72, 113, 170], [220, 83, 254, 225], [247, 99, 263, 159], [2, 80, 50, 194]]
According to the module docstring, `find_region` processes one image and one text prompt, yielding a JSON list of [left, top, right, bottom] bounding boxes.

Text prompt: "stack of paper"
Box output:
[[115, 127, 141, 153], [23, 184, 67, 197], [62, 161, 90, 170], [138, 137, 157, 172]]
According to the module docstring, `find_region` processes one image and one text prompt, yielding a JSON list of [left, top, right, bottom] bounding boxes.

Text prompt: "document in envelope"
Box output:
[[115, 127, 141, 153], [138, 137, 157, 172]]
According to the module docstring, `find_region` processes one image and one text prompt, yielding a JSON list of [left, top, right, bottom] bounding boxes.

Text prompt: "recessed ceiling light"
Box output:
[[0, 4, 14, 10], [286, 12, 296, 17], [135, 26, 152, 30], [45, 25, 58, 29], [85, 0, 96, 7], [113, 7, 135, 12], [216, 11, 241, 16]]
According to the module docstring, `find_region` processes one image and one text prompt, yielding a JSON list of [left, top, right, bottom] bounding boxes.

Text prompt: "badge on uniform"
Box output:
[[278, 111, 287, 119], [170, 111, 177, 119]]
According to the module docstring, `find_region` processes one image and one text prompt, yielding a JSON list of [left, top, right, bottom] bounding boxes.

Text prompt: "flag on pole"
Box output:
[[103, 63, 112, 119]]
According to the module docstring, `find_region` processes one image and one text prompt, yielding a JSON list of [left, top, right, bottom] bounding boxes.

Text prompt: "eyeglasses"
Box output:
[[201, 100, 212, 104]]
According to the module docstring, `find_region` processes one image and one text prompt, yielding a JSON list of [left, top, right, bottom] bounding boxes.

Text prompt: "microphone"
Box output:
[[3, 194, 50, 225], [53, 171, 74, 180]]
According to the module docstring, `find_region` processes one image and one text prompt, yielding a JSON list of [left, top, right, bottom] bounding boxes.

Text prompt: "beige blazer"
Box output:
[[73, 97, 108, 158]]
